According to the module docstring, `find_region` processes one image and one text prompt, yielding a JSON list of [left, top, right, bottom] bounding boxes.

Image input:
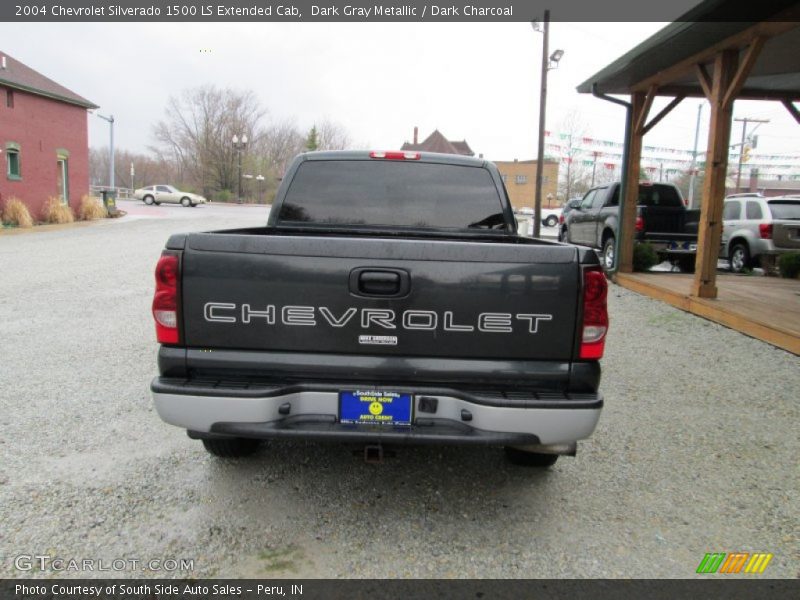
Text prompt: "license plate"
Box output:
[[339, 390, 413, 426]]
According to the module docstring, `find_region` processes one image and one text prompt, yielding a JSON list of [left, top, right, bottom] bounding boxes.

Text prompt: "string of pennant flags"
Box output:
[[543, 130, 800, 180]]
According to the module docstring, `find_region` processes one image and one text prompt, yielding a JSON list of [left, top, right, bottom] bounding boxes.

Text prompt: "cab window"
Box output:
[[723, 201, 741, 220]]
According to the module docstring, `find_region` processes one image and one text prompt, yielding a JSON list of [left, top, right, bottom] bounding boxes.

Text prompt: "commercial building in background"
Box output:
[[0, 50, 97, 219], [493, 158, 560, 209]]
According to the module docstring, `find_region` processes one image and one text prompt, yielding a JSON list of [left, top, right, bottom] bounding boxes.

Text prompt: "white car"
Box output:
[[135, 185, 207, 207]]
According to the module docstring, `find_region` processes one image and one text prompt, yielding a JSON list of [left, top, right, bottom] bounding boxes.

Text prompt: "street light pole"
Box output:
[[533, 11, 549, 239], [688, 103, 703, 209], [532, 13, 563, 238], [232, 134, 248, 203], [96, 113, 115, 190]]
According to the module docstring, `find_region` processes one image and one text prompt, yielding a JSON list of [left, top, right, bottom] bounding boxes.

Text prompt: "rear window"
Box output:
[[278, 160, 507, 230], [637, 184, 683, 207], [768, 200, 800, 220]]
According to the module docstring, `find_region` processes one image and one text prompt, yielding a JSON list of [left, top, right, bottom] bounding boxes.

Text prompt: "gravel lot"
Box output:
[[1, 202, 797, 579]]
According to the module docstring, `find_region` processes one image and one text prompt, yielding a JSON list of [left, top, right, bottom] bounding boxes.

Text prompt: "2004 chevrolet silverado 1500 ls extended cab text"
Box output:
[[150, 151, 608, 467]]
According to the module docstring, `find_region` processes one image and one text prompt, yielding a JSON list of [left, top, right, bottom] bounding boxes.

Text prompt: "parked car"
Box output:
[[150, 150, 608, 468], [720, 195, 800, 273], [515, 207, 560, 227], [558, 197, 583, 240], [134, 185, 207, 207], [560, 182, 698, 272]]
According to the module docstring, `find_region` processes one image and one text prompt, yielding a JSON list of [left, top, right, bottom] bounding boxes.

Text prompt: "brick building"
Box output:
[[493, 159, 560, 210], [0, 51, 97, 219]]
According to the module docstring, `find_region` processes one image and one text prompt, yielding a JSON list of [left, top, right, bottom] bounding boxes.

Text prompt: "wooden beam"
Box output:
[[618, 92, 646, 274], [722, 36, 767, 109], [692, 50, 738, 299], [695, 64, 713, 101], [642, 95, 686, 135], [783, 99, 800, 124], [631, 17, 799, 93], [635, 85, 657, 135], [658, 85, 800, 102]]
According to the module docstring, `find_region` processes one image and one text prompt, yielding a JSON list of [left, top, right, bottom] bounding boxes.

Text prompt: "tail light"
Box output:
[[559, 214, 565, 224], [759, 223, 773, 239], [370, 151, 421, 160], [152, 251, 181, 344], [579, 267, 608, 360], [635, 216, 645, 232]]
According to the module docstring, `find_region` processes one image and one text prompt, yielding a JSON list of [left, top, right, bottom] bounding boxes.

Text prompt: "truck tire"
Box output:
[[729, 242, 751, 273], [601, 236, 616, 273], [544, 214, 558, 227], [202, 438, 260, 458], [504, 447, 559, 468]]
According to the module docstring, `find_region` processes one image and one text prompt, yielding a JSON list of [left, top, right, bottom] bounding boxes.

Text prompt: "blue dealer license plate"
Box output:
[[339, 390, 413, 426]]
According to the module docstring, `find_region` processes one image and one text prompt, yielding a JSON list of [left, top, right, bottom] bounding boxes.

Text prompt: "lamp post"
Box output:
[[531, 13, 564, 238], [232, 134, 248, 203], [96, 113, 115, 191], [256, 174, 265, 204]]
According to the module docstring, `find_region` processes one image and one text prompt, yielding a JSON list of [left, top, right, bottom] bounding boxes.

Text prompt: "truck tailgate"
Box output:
[[180, 232, 582, 362]]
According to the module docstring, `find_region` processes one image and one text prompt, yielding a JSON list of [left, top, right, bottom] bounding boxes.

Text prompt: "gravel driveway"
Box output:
[[1, 203, 797, 579]]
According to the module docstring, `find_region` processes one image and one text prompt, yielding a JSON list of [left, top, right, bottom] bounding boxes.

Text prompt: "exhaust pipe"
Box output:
[[511, 442, 577, 456]]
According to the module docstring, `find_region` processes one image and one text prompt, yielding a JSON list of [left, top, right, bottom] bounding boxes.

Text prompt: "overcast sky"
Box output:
[[1, 21, 797, 167]]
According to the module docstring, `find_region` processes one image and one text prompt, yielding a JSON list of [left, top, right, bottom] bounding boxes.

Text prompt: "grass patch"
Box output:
[[41, 197, 75, 224], [2, 197, 34, 228], [78, 195, 107, 221]]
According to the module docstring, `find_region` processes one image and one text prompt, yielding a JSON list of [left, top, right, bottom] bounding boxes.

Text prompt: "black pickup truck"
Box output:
[[150, 151, 608, 467], [560, 182, 699, 272]]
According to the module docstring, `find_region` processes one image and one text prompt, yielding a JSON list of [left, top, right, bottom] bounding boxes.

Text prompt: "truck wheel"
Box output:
[[202, 438, 260, 458], [504, 447, 559, 468], [544, 215, 558, 227], [602, 236, 616, 272], [729, 242, 751, 273]]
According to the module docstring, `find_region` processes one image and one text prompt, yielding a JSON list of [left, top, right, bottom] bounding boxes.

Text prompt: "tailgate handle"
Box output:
[[351, 269, 409, 297]]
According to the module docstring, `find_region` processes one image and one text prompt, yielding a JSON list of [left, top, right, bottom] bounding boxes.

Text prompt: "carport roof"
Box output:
[[576, 0, 800, 100]]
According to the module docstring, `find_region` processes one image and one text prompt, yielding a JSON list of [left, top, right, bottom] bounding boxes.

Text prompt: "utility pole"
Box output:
[[531, 12, 564, 238], [734, 117, 769, 192], [688, 103, 703, 209], [591, 150, 599, 187], [533, 11, 549, 239]]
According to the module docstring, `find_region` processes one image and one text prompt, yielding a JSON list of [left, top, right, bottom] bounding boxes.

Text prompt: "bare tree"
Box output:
[[152, 85, 267, 196], [556, 110, 593, 201], [316, 119, 352, 150]]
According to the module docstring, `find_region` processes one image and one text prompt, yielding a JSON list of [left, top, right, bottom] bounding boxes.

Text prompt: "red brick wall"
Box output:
[[0, 85, 90, 219]]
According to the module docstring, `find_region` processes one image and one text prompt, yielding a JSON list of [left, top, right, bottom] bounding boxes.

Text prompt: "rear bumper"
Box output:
[[151, 378, 602, 446]]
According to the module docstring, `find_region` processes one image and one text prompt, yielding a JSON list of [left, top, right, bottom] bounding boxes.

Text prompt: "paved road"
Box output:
[[0, 205, 797, 579]]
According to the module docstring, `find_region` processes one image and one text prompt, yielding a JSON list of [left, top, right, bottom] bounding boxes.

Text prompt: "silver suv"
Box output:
[[720, 195, 800, 272]]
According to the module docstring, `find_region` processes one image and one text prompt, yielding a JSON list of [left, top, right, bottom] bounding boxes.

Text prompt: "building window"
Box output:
[[5, 89, 13, 108], [515, 175, 527, 185], [57, 158, 69, 203], [6, 148, 21, 180]]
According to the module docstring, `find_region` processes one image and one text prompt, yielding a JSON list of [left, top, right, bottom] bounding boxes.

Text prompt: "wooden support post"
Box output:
[[692, 50, 738, 299], [618, 92, 646, 273]]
